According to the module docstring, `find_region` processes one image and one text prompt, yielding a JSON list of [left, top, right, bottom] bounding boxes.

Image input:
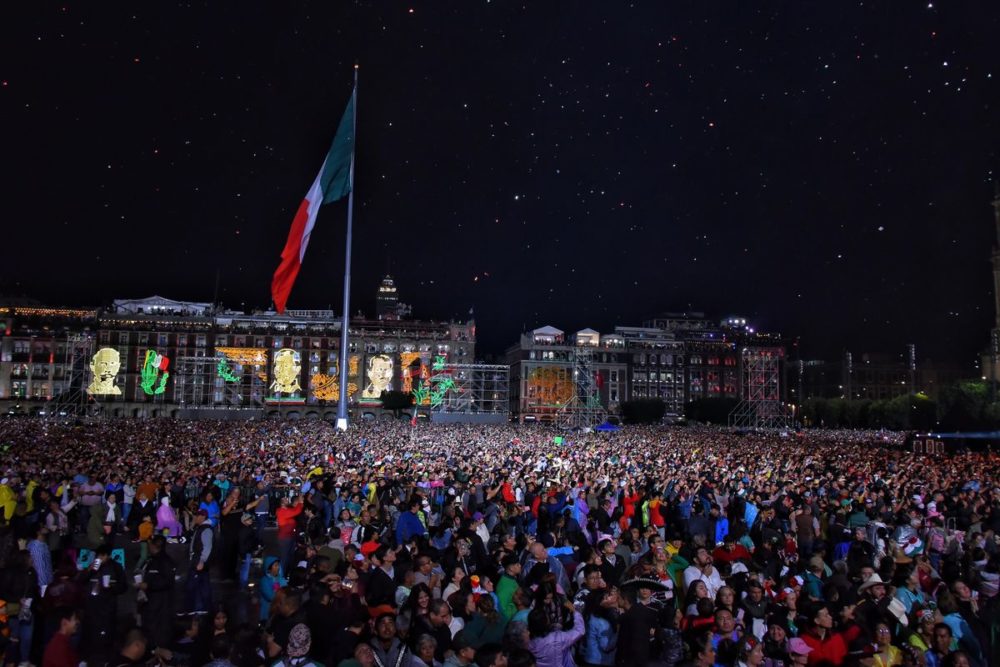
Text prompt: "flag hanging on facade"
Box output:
[[271, 93, 356, 313]]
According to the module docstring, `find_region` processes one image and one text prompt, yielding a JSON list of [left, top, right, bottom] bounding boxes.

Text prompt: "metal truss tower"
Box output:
[[51, 333, 95, 417], [430, 363, 510, 415], [558, 345, 607, 429], [728, 347, 789, 429], [175, 354, 266, 408]]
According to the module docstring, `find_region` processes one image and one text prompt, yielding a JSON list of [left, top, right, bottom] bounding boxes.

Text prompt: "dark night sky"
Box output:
[[3, 2, 1000, 364]]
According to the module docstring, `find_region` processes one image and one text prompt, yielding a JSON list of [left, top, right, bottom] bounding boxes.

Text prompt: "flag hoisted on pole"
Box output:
[[270, 80, 356, 314], [270, 67, 358, 431], [335, 66, 359, 431]]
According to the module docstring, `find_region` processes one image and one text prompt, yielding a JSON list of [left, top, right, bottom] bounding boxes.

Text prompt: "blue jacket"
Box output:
[[396, 510, 426, 545], [259, 556, 286, 620], [582, 614, 617, 666], [714, 518, 730, 545]]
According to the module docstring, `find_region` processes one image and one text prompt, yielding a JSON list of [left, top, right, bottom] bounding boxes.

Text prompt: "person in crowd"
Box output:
[[0, 419, 994, 667], [582, 586, 619, 667]]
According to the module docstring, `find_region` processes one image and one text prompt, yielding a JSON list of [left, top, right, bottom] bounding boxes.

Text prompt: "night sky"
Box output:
[[3, 3, 1000, 364]]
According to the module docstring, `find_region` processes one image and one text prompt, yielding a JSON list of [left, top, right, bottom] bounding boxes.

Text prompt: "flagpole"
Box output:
[[336, 65, 358, 431]]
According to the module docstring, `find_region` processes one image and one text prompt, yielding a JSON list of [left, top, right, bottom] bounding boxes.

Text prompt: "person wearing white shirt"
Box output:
[[683, 547, 725, 599]]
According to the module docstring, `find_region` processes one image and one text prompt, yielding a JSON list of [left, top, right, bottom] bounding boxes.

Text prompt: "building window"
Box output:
[[196, 335, 207, 347]]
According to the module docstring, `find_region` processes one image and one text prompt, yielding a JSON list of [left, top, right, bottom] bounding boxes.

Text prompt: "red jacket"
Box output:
[[801, 624, 862, 666], [712, 544, 752, 563], [43, 632, 79, 667], [276, 501, 303, 539]]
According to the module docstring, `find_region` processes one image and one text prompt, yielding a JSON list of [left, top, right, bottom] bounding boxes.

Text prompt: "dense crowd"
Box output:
[[0, 417, 996, 667]]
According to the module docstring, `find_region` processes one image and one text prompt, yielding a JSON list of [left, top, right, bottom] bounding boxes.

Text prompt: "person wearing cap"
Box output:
[[186, 507, 214, 614], [785, 637, 812, 665], [270, 622, 321, 667], [854, 573, 891, 642]]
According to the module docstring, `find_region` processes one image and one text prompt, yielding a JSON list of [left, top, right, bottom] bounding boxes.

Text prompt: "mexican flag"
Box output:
[[146, 350, 169, 371], [271, 90, 356, 313]]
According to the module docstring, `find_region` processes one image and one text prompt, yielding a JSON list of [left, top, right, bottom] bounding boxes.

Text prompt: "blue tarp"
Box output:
[[595, 422, 621, 432]]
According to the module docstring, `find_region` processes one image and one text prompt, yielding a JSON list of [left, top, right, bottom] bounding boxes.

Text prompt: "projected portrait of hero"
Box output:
[[87, 347, 122, 395], [270, 348, 302, 394], [362, 354, 394, 398]]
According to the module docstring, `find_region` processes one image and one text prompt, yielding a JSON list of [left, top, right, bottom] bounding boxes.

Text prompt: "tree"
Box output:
[[937, 381, 992, 431], [380, 390, 414, 416], [684, 397, 739, 425], [620, 399, 666, 424]]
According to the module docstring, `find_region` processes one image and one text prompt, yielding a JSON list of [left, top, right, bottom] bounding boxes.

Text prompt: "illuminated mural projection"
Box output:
[[309, 360, 358, 402], [527, 367, 574, 406], [216, 347, 268, 384], [360, 354, 394, 402], [270, 348, 302, 395], [412, 354, 459, 407], [140, 350, 170, 395], [400, 352, 422, 394], [217, 358, 241, 383], [87, 347, 122, 396]]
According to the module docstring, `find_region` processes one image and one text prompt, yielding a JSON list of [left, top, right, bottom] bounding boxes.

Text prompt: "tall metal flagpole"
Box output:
[[336, 65, 359, 431]]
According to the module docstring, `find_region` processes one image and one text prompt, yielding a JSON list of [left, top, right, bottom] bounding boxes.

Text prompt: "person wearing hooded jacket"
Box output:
[[260, 556, 287, 622]]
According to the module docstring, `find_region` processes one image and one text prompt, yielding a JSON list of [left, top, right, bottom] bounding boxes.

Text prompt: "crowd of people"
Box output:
[[0, 417, 996, 667]]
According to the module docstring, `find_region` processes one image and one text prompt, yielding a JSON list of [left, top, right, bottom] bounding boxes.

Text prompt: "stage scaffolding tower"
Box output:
[[558, 344, 607, 429], [728, 347, 790, 429], [51, 333, 95, 417], [430, 363, 509, 415], [175, 351, 267, 408]]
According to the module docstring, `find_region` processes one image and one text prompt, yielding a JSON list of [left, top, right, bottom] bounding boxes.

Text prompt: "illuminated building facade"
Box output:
[[506, 327, 627, 423], [1, 291, 474, 419], [376, 275, 399, 320], [505, 313, 785, 422], [0, 299, 99, 404]]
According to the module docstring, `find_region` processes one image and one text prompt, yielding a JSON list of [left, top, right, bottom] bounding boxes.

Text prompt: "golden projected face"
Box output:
[[361, 354, 394, 398], [87, 347, 122, 396], [270, 348, 302, 394]]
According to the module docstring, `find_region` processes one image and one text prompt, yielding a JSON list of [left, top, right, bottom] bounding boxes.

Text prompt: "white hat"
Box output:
[[858, 573, 887, 593], [887, 598, 909, 626]]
